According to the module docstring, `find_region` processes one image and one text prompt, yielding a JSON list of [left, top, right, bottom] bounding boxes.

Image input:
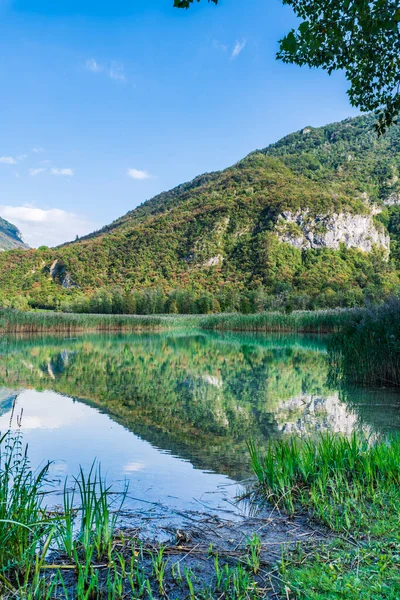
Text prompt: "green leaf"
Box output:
[[299, 21, 309, 35], [281, 31, 298, 54]]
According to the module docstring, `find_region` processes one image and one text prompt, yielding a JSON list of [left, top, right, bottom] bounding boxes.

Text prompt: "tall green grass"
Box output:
[[329, 297, 400, 386], [249, 432, 400, 534], [200, 308, 359, 333], [249, 432, 400, 598], [0, 307, 359, 334], [0, 432, 52, 591], [0, 433, 268, 599], [0, 309, 196, 334], [1, 432, 398, 597]]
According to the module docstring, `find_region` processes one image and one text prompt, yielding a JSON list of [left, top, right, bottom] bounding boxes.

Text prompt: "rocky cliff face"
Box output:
[[49, 260, 78, 289], [276, 210, 389, 255], [0, 217, 28, 251], [384, 193, 400, 206]]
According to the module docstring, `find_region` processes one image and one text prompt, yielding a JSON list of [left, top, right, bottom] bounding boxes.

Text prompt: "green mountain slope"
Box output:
[[1, 114, 400, 312], [0, 217, 28, 251]]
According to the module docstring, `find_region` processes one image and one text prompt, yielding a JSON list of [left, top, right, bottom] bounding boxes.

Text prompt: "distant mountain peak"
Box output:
[[0, 216, 29, 251]]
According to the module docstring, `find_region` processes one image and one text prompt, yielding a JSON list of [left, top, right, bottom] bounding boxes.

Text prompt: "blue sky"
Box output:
[[0, 0, 359, 247]]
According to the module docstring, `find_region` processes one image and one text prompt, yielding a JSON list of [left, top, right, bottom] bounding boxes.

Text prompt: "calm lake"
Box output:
[[0, 331, 399, 525]]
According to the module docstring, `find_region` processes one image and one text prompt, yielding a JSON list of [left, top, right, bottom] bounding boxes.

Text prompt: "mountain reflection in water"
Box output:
[[0, 331, 398, 513]]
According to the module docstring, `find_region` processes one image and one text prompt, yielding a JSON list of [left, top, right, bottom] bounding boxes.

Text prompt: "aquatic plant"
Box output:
[[0, 432, 52, 591], [0, 306, 359, 334], [0, 433, 269, 599], [249, 432, 400, 533], [329, 297, 400, 386], [200, 308, 359, 333], [249, 432, 400, 599]]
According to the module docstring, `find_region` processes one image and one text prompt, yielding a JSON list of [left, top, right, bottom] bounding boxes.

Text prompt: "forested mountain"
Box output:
[[0, 217, 28, 251], [2, 113, 400, 313]]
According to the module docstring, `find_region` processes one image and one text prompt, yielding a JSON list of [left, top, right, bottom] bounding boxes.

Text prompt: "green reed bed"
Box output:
[[199, 308, 359, 334], [0, 309, 197, 334], [0, 307, 360, 335], [0, 432, 51, 593], [0, 433, 268, 599], [329, 297, 400, 387], [249, 433, 400, 599]]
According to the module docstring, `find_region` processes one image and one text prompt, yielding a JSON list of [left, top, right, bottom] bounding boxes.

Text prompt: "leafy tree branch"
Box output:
[[175, 0, 400, 133]]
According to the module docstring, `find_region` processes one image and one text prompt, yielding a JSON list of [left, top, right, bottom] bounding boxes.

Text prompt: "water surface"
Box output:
[[0, 331, 399, 519]]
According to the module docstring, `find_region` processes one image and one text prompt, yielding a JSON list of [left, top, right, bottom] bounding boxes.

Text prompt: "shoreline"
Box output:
[[0, 432, 397, 598]]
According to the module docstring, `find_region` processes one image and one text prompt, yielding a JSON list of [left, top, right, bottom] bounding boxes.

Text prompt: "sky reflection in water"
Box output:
[[0, 331, 399, 517]]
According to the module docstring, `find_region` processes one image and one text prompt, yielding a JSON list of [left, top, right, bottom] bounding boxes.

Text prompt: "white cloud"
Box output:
[[32, 147, 45, 153], [85, 58, 102, 73], [85, 58, 127, 82], [0, 156, 17, 165], [29, 168, 46, 176], [0, 205, 96, 247], [127, 168, 151, 180], [231, 39, 247, 59], [1, 154, 29, 165], [51, 168, 74, 176]]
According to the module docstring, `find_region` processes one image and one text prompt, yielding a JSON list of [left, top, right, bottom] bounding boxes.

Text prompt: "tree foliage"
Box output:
[[176, 0, 400, 133], [173, 0, 217, 6], [279, 0, 400, 134]]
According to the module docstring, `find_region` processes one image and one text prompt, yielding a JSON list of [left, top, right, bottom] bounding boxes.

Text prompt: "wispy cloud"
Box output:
[[0, 156, 18, 165], [1, 153, 30, 165], [213, 40, 228, 52], [85, 58, 102, 73], [29, 168, 46, 176], [51, 168, 74, 176], [0, 205, 96, 247], [85, 58, 127, 83], [108, 64, 126, 82], [231, 39, 247, 59], [32, 147, 45, 153], [127, 168, 151, 180]]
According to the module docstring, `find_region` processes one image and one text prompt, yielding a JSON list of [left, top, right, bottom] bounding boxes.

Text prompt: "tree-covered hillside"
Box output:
[[264, 114, 400, 201], [1, 114, 400, 313]]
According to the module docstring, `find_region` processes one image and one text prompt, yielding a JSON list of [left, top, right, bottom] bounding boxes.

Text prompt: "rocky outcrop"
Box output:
[[384, 193, 400, 206], [49, 260, 78, 289], [187, 217, 229, 267], [202, 255, 223, 267], [276, 210, 389, 254]]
